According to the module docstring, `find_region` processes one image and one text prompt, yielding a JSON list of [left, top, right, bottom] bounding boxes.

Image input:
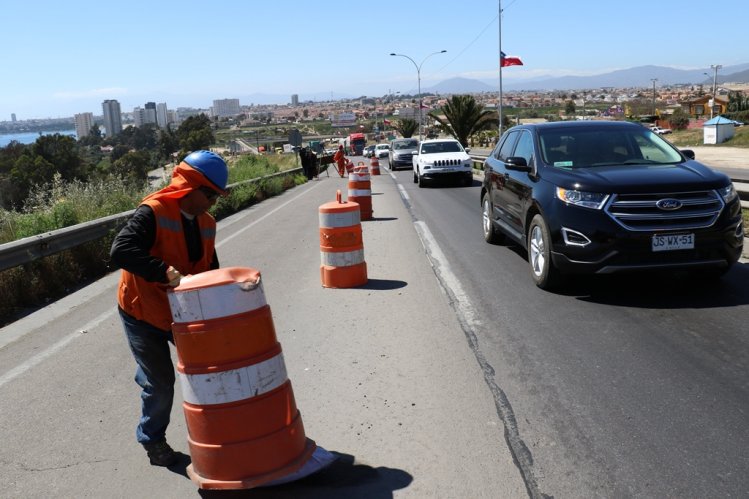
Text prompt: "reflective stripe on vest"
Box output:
[[179, 352, 287, 405]]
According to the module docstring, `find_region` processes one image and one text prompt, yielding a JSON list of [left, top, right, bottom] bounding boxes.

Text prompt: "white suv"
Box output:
[[412, 139, 473, 187]]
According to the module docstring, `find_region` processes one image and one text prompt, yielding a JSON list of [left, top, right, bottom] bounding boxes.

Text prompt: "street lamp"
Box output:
[[390, 50, 447, 141], [709, 64, 722, 119], [650, 78, 658, 116]]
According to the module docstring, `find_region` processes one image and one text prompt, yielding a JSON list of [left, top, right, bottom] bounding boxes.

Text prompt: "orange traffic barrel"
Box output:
[[347, 169, 372, 221], [344, 159, 355, 174], [370, 156, 380, 175], [318, 190, 367, 288], [168, 267, 316, 489]]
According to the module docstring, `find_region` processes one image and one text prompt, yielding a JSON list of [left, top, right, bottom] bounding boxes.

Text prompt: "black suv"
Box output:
[[481, 121, 744, 289]]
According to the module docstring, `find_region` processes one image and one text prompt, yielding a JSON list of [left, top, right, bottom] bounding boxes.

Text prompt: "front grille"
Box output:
[[605, 190, 724, 231], [433, 159, 463, 167]]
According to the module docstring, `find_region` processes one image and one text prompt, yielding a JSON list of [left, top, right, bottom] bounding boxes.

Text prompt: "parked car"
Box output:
[[388, 138, 419, 170], [651, 126, 672, 135], [363, 145, 376, 158], [374, 143, 390, 158], [481, 121, 743, 289], [412, 139, 473, 187]]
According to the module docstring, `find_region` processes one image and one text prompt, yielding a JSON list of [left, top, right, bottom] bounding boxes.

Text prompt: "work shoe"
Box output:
[[144, 440, 178, 467]]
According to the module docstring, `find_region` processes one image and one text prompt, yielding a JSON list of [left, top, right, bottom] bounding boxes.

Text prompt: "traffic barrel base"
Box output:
[[319, 191, 368, 288], [168, 267, 325, 489]]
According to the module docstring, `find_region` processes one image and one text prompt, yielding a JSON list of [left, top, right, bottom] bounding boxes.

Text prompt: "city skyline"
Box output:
[[4, 0, 749, 120]]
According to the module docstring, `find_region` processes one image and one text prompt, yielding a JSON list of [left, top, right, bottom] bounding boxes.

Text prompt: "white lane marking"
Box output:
[[397, 184, 411, 202], [218, 181, 323, 247], [0, 181, 324, 385], [0, 310, 113, 388], [413, 221, 481, 331]]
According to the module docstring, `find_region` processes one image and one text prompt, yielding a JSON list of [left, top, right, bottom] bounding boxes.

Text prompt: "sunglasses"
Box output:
[[198, 186, 220, 201]]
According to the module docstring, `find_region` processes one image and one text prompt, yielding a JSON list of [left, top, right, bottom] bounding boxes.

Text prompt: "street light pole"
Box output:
[[390, 50, 447, 141], [710, 64, 722, 119], [650, 78, 658, 116]]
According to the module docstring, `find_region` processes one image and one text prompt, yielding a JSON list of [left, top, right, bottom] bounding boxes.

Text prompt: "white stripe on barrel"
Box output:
[[321, 249, 365, 267], [348, 188, 371, 197], [168, 278, 267, 323], [179, 352, 287, 405], [319, 210, 360, 228]]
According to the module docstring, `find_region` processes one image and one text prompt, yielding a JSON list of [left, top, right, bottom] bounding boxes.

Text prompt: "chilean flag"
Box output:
[[500, 51, 523, 67], [383, 119, 391, 125]]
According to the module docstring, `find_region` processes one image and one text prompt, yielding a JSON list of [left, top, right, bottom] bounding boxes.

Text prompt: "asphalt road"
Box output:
[[0, 170, 526, 498], [2, 155, 748, 497], [385, 159, 749, 497]]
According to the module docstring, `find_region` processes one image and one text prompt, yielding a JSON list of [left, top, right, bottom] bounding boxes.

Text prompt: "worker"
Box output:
[[333, 144, 346, 177], [110, 150, 228, 467]]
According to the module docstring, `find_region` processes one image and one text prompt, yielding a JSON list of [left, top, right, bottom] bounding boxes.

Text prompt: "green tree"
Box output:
[[158, 126, 179, 161], [111, 150, 151, 181], [669, 108, 690, 130], [31, 134, 85, 182], [396, 118, 419, 138], [429, 95, 494, 146], [565, 100, 576, 116], [176, 114, 214, 153]]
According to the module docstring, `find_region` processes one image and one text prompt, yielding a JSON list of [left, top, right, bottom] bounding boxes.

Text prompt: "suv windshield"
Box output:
[[421, 141, 463, 154], [393, 140, 418, 150], [538, 128, 683, 168]]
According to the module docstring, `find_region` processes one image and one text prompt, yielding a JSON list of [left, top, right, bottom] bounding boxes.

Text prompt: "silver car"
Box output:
[[388, 138, 419, 170]]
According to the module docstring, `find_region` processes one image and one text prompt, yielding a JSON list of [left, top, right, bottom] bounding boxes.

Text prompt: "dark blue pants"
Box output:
[[119, 308, 175, 445]]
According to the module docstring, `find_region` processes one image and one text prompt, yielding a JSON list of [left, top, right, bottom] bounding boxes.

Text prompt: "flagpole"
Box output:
[[498, 0, 503, 139]]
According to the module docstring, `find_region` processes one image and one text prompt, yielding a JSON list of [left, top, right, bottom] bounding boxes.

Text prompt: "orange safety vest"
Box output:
[[117, 198, 216, 331], [334, 149, 345, 168]]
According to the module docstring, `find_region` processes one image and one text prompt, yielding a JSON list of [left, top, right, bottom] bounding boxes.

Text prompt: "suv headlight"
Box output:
[[718, 184, 738, 203], [556, 187, 609, 210]]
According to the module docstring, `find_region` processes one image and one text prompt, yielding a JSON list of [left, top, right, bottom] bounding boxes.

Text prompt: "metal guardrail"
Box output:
[[0, 168, 302, 273]]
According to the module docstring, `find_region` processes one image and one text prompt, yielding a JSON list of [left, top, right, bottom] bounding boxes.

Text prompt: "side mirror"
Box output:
[[681, 149, 695, 160], [412, 151, 418, 155], [465, 147, 471, 153], [505, 156, 532, 172]]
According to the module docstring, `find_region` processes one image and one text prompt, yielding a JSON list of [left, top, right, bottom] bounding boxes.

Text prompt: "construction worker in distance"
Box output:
[[110, 150, 228, 467], [334, 144, 346, 177]]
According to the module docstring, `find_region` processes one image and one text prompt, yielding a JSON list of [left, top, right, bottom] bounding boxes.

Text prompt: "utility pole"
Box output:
[[710, 64, 722, 119], [650, 78, 658, 116]]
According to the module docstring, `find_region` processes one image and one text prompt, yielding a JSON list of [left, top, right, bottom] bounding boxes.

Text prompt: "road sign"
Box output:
[[288, 129, 302, 147]]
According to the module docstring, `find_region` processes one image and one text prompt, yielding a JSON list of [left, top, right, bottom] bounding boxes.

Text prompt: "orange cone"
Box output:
[[370, 156, 380, 175], [347, 169, 372, 221], [319, 190, 368, 288], [168, 268, 316, 489]]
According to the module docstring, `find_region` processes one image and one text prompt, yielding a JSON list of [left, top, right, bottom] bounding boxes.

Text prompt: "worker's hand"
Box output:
[[166, 266, 184, 287]]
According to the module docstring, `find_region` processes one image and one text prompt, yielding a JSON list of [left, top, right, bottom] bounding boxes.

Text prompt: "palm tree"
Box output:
[[428, 95, 494, 147], [395, 118, 419, 138]]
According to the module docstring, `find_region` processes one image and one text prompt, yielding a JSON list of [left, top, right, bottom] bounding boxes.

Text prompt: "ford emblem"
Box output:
[[656, 198, 682, 210]]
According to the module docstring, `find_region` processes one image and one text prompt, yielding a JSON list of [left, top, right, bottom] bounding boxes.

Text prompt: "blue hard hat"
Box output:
[[183, 150, 228, 191]]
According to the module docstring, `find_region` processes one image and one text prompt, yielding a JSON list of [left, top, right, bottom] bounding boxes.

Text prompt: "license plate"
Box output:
[[652, 233, 694, 252]]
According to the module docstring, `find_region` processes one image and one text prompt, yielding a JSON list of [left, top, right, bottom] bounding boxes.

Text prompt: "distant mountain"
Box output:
[[230, 63, 749, 105], [499, 63, 749, 91]]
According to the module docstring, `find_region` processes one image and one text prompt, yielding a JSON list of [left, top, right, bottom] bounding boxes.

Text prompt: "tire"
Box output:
[[482, 194, 503, 244], [418, 173, 426, 188], [527, 214, 561, 290], [413, 169, 418, 183], [464, 173, 473, 187]]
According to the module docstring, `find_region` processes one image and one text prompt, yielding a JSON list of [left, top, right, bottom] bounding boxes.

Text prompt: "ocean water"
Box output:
[[0, 130, 77, 147]]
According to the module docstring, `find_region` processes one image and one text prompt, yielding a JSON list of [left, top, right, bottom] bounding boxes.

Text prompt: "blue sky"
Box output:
[[3, 0, 748, 120]]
